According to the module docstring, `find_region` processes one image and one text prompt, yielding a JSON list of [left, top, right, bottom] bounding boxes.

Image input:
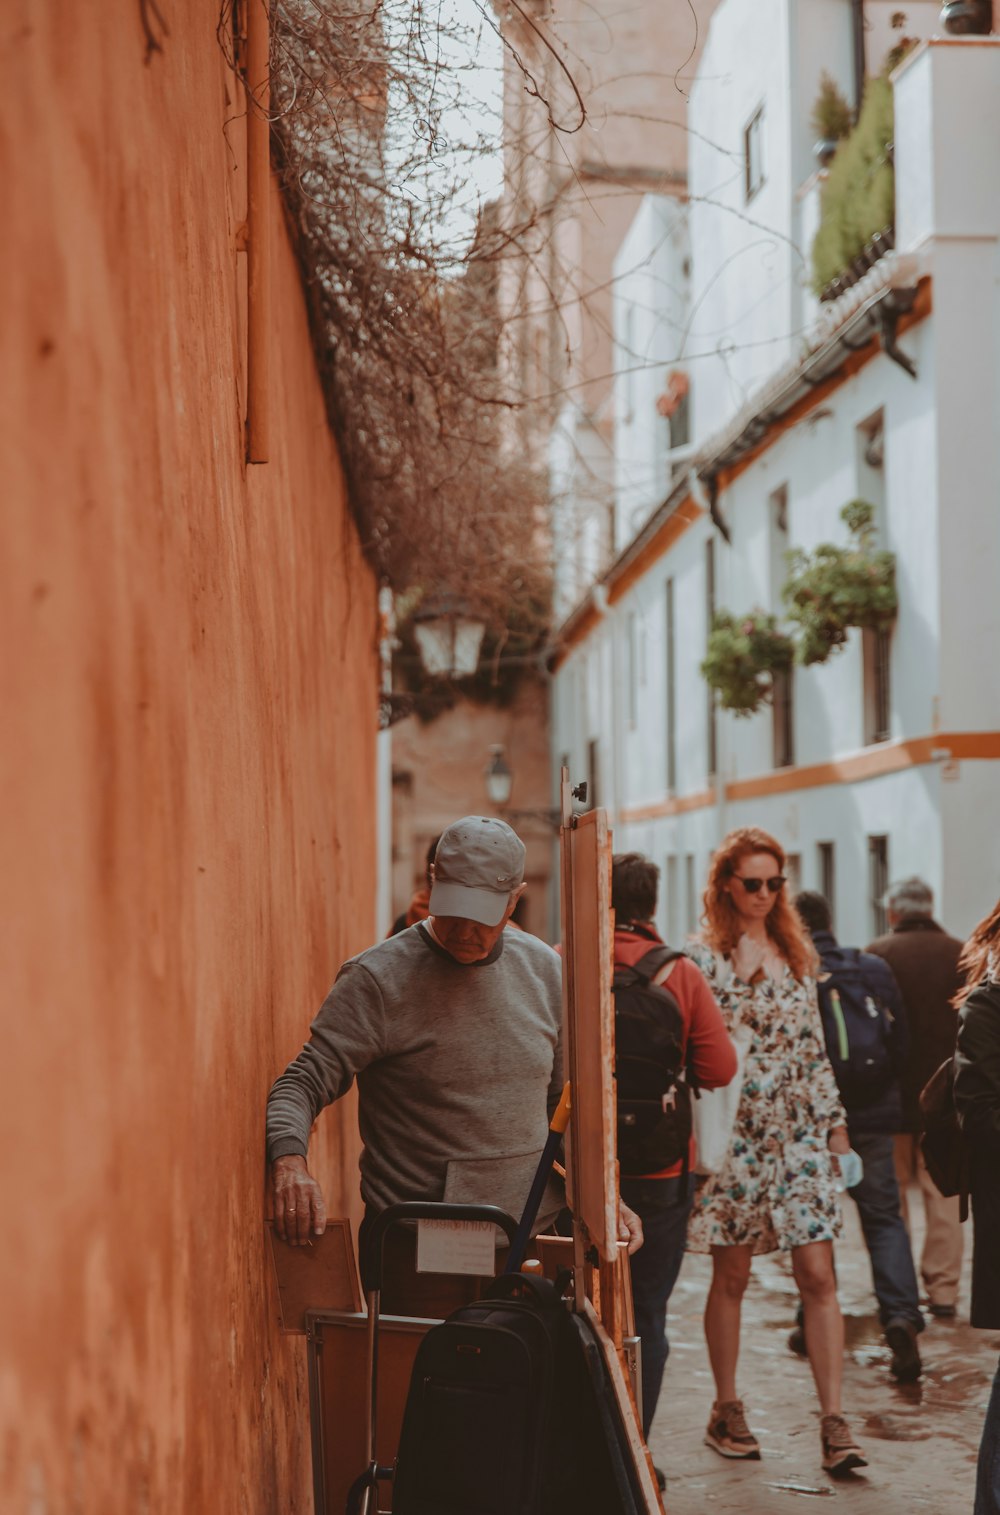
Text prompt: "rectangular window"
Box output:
[[626, 613, 638, 730], [705, 539, 718, 778], [869, 835, 889, 938], [785, 853, 802, 897], [769, 485, 789, 602], [772, 667, 795, 769], [857, 411, 890, 744], [622, 305, 635, 423], [587, 739, 600, 811], [685, 853, 697, 937], [856, 411, 886, 539], [670, 386, 690, 451], [665, 579, 677, 792], [769, 485, 793, 768], [744, 106, 765, 201], [818, 841, 836, 928], [863, 625, 892, 744], [665, 854, 679, 944]]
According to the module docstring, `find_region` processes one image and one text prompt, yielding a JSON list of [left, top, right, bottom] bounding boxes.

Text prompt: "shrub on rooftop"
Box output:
[[811, 74, 895, 295]]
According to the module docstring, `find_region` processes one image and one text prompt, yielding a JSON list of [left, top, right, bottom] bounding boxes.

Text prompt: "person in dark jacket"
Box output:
[[867, 876, 965, 1316], [795, 892, 923, 1382], [612, 853, 736, 1488], [953, 896, 1000, 1515]]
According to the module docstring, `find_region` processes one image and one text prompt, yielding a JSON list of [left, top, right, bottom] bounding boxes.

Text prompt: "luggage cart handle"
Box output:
[[363, 1201, 519, 1293]]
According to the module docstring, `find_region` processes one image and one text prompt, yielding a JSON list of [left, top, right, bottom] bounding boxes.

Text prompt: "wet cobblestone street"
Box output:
[[650, 1191, 996, 1513]]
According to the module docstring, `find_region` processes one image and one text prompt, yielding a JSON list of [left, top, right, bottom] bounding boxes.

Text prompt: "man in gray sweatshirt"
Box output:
[[267, 816, 640, 1305]]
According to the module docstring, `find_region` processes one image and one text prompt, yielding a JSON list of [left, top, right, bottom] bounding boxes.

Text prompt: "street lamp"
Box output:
[[484, 744, 514, 806], [412, 596, 487, 679], [483, 744, 586, 830]]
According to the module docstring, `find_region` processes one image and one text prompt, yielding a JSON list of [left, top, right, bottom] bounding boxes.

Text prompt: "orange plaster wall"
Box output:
[[1, 4, 377, 1511]]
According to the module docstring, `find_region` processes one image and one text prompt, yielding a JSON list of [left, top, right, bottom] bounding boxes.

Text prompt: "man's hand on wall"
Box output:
[[619, 1199, 644, 1255], [271, 1155, 328, 1246]]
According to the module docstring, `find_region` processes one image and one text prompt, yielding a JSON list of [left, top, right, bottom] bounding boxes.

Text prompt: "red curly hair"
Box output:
[[701, 826, 818, 982], [954, 896, 1000, 1007]]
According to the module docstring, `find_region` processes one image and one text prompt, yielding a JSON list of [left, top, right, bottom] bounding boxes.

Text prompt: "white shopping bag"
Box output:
[[692, 1022, 753, 1176]]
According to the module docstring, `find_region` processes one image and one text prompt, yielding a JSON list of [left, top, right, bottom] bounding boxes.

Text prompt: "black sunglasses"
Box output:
[[734, 875, 786, 894]]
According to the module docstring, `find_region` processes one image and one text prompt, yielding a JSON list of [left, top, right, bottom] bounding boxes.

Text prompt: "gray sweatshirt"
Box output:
[[266, 924, 564, 1222]]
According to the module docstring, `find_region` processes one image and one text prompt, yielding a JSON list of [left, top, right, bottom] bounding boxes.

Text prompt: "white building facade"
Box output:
[[552, 15, 1000, 946]]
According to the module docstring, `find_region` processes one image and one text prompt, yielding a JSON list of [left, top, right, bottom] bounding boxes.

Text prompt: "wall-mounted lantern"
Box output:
[[412, 596, 486, 680]]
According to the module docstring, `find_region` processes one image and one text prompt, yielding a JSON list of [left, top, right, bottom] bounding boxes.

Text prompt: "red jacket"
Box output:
[[614, 924, 737, 1178]]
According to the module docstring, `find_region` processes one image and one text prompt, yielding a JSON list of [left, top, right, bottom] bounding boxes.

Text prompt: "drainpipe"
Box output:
[[851, 0, 867, 113], [245, 0, 270, 463], [588, 583, 621, 826]]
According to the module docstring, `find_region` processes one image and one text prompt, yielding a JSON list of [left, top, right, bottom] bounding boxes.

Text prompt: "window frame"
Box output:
[[744, 105, 765, 202]]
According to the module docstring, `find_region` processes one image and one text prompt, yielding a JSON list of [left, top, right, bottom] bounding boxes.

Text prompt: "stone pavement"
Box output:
[[648, 1190, 997, 1513]]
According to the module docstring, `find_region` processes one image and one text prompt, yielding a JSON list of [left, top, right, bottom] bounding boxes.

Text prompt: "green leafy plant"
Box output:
[[782, 500, 898, 666], [811, 72, 853, 143], [811, 74, 895, 294], [701, 611, 795, 718]]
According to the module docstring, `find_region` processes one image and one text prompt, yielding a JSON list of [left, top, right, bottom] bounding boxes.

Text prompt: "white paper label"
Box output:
[[415, 1219, 495, 1276]]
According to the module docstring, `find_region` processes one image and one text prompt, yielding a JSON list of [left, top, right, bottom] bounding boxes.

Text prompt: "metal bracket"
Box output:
[[877, 302, 918, 380]]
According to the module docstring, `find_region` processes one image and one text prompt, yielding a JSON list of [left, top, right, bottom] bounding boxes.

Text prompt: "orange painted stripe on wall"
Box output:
[[619, 788, 718, 823], [617, 732, 1000, 823], [607, 498, 704, 606]]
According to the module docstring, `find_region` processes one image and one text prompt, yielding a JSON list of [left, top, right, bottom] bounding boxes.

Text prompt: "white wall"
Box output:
[[894, 40, 1000, 734], [612, 197, 691, 551], [686, 0, 799, 445], [552, 34, 1000, 949]]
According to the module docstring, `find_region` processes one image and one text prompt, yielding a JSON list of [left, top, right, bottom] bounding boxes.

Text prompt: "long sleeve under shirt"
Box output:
[[266, 923, 564, 1221]]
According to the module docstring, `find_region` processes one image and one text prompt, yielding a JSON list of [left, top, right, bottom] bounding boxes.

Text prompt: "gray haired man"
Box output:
[[868, 877, 966, 1317], [266, 815, 641, 1313]]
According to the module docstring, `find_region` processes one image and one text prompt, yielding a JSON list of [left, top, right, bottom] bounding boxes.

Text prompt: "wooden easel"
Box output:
[[558, 769, 666, 1514], [265, 772, 665, 1512]]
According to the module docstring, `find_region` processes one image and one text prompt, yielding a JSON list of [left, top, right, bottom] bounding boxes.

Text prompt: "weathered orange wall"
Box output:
[[1, 4, 377, 1511]]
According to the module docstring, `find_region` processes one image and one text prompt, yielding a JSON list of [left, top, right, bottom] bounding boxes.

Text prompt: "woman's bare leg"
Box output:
[[792, 1240, 843, 1415], [704, 1245, 754, 1402]]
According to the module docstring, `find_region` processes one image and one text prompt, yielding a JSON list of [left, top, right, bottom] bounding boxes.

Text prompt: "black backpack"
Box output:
[[816, 950, 896, 1107], [613, 945, 691, 1177], [391, 1272, 642, 1515]]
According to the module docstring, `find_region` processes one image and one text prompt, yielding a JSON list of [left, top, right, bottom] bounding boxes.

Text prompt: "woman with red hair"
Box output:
[[686, 827, 865, 1476], [954, 897, 1000, 1515]]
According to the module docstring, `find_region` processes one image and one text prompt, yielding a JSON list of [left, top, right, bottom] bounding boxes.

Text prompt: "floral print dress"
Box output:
[[686, 942, 848, 1255]]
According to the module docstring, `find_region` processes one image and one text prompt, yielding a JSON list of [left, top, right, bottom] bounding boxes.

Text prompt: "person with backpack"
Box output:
[[794, 891, 924, 1383], [953, 896, 1000, 1514], [611, 853, 737, 1483]]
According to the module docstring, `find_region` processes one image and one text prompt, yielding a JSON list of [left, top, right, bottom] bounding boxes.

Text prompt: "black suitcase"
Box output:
[[392, 1270, 568, 1515], [346, 1202, 522, 1515]]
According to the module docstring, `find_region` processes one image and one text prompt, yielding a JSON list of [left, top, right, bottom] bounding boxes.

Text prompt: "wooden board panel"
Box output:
[[581, 1297, 666, 1515], [561, 807, 618, 1262], [264, 1220, 362, 1332], [310, 1312, 433, 1515], [534, 1233, 574, 1282]]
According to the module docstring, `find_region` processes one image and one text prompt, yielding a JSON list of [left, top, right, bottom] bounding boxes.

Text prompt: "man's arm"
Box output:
[[267, 960, 387, 1245], [669, 960, 739, 1089]]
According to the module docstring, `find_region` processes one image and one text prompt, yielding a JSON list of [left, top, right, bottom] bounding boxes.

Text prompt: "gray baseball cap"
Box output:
[[429, 816, 526, 927]]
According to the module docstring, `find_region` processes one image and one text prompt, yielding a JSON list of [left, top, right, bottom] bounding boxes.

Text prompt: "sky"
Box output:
[[385, 0, 505, 256]]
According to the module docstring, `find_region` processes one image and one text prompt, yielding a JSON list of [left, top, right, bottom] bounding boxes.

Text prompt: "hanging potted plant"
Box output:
[[701, 610, 795, 718], [782, 499, 898, 666], [810, 71, 853, 168]]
